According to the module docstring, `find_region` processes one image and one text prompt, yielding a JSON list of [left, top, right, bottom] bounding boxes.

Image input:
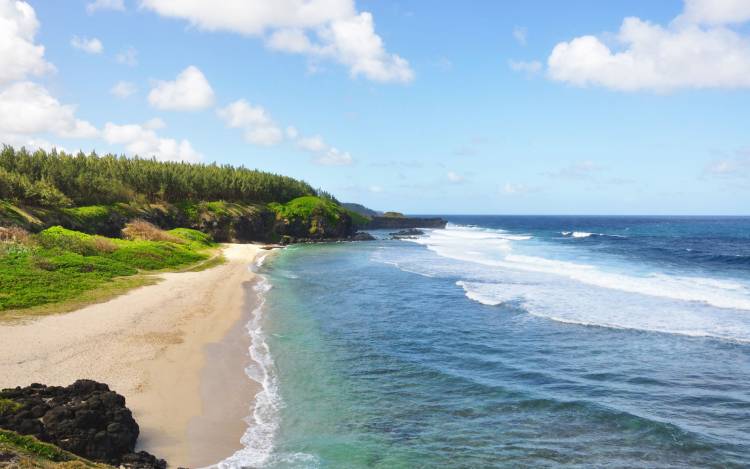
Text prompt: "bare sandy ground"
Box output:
[[0, 243, 264, 468]]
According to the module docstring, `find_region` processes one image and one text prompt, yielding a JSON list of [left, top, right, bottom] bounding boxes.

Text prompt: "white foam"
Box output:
[[382, 224, 750, 342], [215, 276, 282, 469]]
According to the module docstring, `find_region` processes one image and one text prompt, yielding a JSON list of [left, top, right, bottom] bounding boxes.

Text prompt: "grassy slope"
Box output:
[[0, 429, 112, 468], [270, 195, 367, 229], [0, 226, 216, 317]]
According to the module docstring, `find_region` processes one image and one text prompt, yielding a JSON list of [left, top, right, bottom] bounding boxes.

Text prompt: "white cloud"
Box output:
[[86, 0, 125, 14], [509, 59, 542, 75], [547, 1, 750, 91], [313, 147, 352, 166], [141, 0, 413, 83], [447, 171, 465, 183], [148, 65, 215, 111], [297, 135, 327, 152], [217, 99, 283, 146], [513, 26, 527, 46], [103, 121, 201, 162], [71, 36, 103, 54], [0, 0, 54, 85], [678, 0, 750, 25], [368, 185, 383, 193], [0, 81, 97, 139], [218, 98, 353, 163], [294, 133, 353, 165], [115, 46, 138, 66], [110, 80, 137, 98]]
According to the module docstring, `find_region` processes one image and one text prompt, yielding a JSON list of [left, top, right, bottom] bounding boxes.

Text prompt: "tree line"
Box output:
[[0, 146, 323, 207]]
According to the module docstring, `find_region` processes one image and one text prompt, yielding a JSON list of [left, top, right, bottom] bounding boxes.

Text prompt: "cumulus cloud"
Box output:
[[71, 36, 103, 54], [216, 99, 283, 146], [218, 98, 353, 164], [103, 120, 201, 162], [148, 66, 215, 111], [0, 0, 54, 85], [297, 135, 327, 152], [110, 80, 137, 98], [140, 0, 413, 83], [313, 147, 352, 166], [115, 46, 138, 66], [0, 81, 97, 139], [678, 0, 750, 25], [294, 133, 352, 165], [546, 0, 750, 91], [86, 0, 125, 14]]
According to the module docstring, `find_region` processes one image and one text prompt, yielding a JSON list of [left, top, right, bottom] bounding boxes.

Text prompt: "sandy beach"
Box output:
[[0, 243, 265, 467]]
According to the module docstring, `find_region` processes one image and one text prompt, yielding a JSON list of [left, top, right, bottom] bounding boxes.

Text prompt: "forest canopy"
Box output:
[[0, 146, 324, 207]]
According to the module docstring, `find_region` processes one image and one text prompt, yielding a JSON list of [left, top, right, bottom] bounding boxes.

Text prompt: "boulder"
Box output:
[[0, 380, 165, 468]]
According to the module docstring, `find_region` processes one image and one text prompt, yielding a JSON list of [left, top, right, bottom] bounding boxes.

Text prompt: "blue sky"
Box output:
[[2, 0, 750, 214]]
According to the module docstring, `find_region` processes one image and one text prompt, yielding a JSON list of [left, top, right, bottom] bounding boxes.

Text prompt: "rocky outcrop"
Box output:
[[350, 232, 376, 241], [390, 228, 425, 239], [0, 380, 165, 469], [278, 231, 375, 244], [366, 216, 447, 230]]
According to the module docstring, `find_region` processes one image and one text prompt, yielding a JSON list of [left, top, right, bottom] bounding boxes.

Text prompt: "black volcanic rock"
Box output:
[[390, 228, 425, 239], [351, 231, 376, 241], [0, 380, 165, 468], [366, 216, 446, 230]]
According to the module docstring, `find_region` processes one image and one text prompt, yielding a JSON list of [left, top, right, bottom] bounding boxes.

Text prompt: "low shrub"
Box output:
[[0, 226, 31, 244], [122, 219, 184, 244]]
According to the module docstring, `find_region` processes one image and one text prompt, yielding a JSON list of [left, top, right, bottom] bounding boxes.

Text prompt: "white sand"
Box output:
[[0, 243, 264, 467]]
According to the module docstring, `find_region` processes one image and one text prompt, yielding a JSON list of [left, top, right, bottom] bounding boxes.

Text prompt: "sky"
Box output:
[[1, 0, 750, 215]]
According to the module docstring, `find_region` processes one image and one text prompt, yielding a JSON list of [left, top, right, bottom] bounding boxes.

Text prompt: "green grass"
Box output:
[[0, 226, 212, 313], [270, 196, 347, 224], [0, 429, 111, 468], [62, 205, 111, 223], [0, 398, 22, 414], [168, 227, 214, 247], [0, 430, 72, 462]]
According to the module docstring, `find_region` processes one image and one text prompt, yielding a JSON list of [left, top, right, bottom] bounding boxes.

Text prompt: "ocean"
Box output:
[[221, 216, 750, 468]]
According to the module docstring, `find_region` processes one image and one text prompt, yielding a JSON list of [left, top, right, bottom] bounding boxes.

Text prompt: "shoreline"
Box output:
[[0, 243, 266, 467]]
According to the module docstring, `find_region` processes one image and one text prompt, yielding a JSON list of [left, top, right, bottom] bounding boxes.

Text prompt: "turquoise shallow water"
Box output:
[[223, 216, 750, 468]]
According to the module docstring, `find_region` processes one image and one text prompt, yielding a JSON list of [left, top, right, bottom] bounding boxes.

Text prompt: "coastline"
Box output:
[[0, 243, 265, 467]]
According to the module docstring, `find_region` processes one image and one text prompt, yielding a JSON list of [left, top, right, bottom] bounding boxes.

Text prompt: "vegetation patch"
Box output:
[[270, 196, 346, 225], [0, 398, 22, 414], [0, 429, 112, 468], [0, 430, 72, 462], [0, 225, 211, 312], [122, 219, 184, 244]]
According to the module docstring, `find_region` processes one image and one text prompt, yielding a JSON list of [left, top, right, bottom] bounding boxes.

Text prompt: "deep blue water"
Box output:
[[224, 216, 750, 468]]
